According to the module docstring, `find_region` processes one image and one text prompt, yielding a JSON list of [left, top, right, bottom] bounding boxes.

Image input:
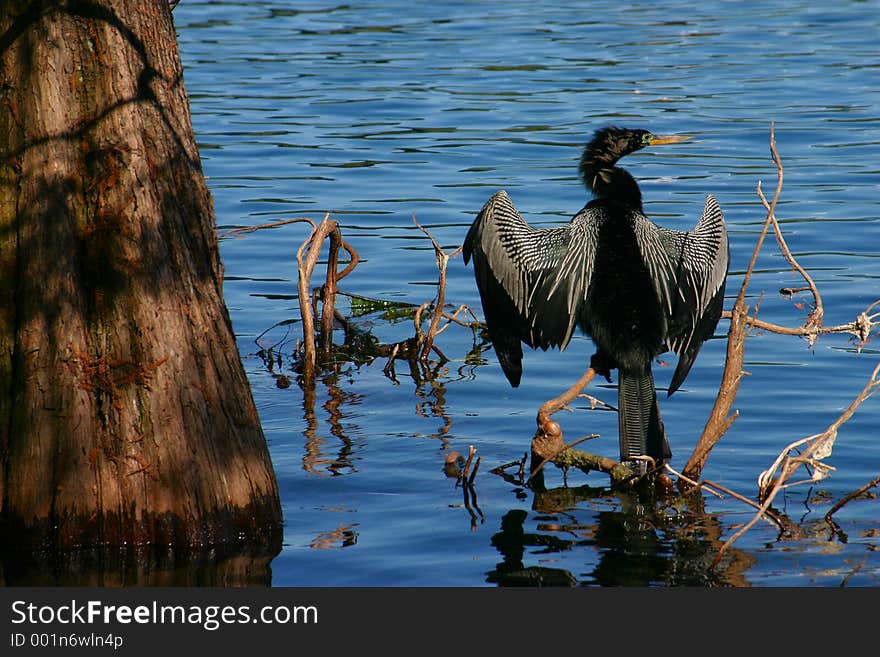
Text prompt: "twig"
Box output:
[[218, 217, 314, 240], [758, 182, 824, 333], [468, 456, 482, 486], [489, 452, 529, 485], [824, 473, 880, 540], [461, 444, 477, 482], [295, 216, 323, 377], [710, 472, 781, 570], [720, 298, 878, 349], [321, 226, 342, 351], [697, 477, 794, 535], [663, 464, 724, 499], [412, 216, 463, 361], [760, 361, 880, 498], [438, 304, 482, 330], [578, 393, 616, 412]]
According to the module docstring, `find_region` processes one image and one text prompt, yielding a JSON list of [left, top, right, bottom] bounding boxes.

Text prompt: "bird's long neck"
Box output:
[[580, 156, 644, 213]]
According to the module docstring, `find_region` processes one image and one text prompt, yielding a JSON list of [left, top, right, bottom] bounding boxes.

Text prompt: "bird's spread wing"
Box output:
[[463, 190, 598, 386], [638, 194, 729, 395], [633, 213, 679, 339]]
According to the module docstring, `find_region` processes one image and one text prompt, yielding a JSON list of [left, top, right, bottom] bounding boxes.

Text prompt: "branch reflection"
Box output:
[[255, 296, 482, 475]]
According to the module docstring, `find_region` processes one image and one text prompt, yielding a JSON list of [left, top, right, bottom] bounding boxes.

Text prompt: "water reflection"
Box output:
[[310, 524, 359, 550], [301, 371, 359, 476], [487, 485, 756, 587], [0, 544, 277, 587], [254, 297, 484, 474]]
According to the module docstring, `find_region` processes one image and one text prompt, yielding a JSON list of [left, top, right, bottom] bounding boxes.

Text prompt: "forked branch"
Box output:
[[296, 213, 359, 379], [412, 216, 465, 362]]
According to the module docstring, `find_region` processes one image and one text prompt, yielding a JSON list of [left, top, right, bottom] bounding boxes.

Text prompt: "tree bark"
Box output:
[[0, 0, 282, 551]]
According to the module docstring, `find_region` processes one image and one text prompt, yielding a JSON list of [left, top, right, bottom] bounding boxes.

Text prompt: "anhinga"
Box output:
[[463, 126, 729, 470]]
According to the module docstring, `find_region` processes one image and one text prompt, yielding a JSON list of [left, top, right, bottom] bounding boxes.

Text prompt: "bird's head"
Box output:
[[579, 126, 690, 203]]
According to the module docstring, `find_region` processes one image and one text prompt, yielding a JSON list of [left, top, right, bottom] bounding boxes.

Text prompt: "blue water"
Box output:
[[175, 1, 880, 586]]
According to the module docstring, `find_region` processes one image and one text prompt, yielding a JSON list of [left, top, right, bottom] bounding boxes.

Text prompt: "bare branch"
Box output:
[[712, 362, 880, 568], [296, 214, 331, 378], [412, 216, 463, 361], [536, 367, 598, 431], [757, 181, 824, 332], [218, 217, 315, 240], [720, 300, 879, 347], [295, 214, 360, 379]]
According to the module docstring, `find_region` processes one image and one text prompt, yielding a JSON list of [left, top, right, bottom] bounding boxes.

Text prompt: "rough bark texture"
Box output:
[[0, 0, 282, 551]]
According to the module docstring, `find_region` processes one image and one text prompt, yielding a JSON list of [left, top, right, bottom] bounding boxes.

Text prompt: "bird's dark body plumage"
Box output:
[[463, 126, 729, 468]]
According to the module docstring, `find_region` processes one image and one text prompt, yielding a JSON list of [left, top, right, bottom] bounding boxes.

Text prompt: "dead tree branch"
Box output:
[[536, 367, 598, 432], [757, 361, 880, 500], [218, 217, 315, 240], [678, 124, 879, 562], [711, 362, 880, 568], [761, 185, 824, 332], [296, 213, 360, 379], [721, 300, 879, 348], [412, 216, 464, 362]]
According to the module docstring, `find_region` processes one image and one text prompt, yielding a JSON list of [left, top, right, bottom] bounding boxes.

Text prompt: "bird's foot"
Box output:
[[618, 457, 676, 499], [621, 455, 667, 477], [621, 458, 649, 477]]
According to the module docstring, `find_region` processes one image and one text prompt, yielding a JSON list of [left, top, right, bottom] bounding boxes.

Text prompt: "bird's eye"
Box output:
[[642, 133, 654, 145]]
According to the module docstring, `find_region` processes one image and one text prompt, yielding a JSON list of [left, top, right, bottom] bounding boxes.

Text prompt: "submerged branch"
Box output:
[[825, 474, 880, 541]]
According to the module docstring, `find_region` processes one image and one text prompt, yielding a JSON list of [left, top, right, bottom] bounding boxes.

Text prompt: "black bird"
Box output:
[[463, 126, 729, 470]]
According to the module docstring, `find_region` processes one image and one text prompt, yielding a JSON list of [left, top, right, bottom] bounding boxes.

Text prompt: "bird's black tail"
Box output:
[[617, 367, 671, 466]]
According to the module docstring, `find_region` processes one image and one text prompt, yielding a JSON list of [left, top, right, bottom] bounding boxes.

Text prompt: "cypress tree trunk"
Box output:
[[0, 0, 281, 550]]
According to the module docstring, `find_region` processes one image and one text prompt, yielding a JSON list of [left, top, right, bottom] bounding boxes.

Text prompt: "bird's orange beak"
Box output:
[[648, 134, 691, 146]]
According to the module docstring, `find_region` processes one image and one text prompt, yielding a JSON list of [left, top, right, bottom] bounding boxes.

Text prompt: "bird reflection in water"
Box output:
[[486, 483, 756, 587]]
